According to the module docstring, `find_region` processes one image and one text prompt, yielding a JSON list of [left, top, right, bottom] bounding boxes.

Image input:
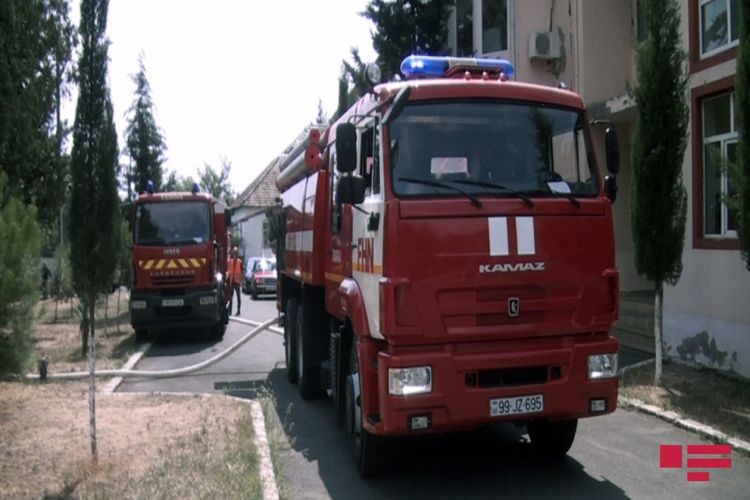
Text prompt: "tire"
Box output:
[[296, 300, 325, 399], [251, 286, 258, 300], [527, 418, 578, 458], [346, 342, 384, 477], [135, 329, 149, 343], [211, 321, 226, 340], [284, 298, 299, 384]]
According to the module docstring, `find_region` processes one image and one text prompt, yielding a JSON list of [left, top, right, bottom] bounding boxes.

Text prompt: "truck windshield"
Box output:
[[389, 101, 598, 199], [134, 201, 211, 246]]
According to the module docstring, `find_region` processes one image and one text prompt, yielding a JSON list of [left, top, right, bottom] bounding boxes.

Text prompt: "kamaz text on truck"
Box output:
[[129, 183, 232, 341], [271, 56, 622, 476]]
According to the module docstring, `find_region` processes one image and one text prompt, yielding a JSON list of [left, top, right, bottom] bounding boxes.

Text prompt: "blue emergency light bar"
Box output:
[[400, 55, 515, 79]]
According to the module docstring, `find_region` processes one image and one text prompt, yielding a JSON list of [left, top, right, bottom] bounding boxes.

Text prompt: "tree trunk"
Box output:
[[88, 294, 98, 463], [54, 298, 59, 323], [80, 301, 88, 355], [116, 287, 121, 333], [654, 283, 664, 386], [104, 294, 109, 337]]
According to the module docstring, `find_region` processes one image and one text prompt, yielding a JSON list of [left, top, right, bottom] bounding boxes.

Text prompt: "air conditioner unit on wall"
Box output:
[[529, 31, 562, 60]]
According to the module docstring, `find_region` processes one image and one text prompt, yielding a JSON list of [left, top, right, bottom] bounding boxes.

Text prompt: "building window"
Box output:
[[454, 0, 509, 57], [482, 0, 508, 53], [700, 0, 739, 58], [702, 91, 738, 238], [456, 0, 474, 56]]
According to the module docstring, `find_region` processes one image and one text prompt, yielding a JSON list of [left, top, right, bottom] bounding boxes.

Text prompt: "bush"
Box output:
[[0, 176, 42, 376]]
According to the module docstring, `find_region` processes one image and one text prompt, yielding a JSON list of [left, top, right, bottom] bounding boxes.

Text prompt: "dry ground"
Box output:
[[0, 293, 263, 498], [0, 382, 260, 499], [620, 360, 750, 443], [32, 292, 136, 374]]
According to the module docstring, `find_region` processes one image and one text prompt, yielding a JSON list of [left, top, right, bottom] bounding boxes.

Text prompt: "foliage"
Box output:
[[630, 0, 688, 287], [163, 170, 197, 192], [361, 0, 453, 81], [334, 48, 368, 121], [0, 175, 41, 376], [69, 0, 120, 355], [124, 54, 167, 195], [50, 242, 74, 301], [117, 218, 132, 289], [198, 158, 235, 205], [0, 0, 77, 226], [315, 98, 328, 126], [737, 0, 750, 270]]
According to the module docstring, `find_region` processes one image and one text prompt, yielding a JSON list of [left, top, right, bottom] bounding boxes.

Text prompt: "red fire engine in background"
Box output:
[[129, 183, 232, 341], [270, 55, 622, 476]]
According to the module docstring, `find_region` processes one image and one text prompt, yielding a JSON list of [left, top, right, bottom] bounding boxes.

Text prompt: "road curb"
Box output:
[[102, 341, 151, 394], [619, 396, 750, 456]]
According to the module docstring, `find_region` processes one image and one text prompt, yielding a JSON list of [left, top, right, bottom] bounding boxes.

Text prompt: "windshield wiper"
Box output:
[[522, 187, 581, 209], [450, 179, 534, 208], [398, 177, 482, 208]]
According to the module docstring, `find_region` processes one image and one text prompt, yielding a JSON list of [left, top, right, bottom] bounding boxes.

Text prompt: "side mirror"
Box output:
[[605, 126, 620, 175], [224, 208, 232, 227], [335, 123, 357, 173], [605, 175, 618, 203], [336, 176, 366, 205]]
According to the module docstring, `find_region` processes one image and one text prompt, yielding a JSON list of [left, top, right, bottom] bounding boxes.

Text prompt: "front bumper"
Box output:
[[367, 335, 619, 436], [130, 287, 223, 329]]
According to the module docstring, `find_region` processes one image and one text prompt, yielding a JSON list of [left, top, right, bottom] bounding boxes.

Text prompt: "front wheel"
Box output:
[[346, 343, 384, 477], [527, 418, 578, 458]]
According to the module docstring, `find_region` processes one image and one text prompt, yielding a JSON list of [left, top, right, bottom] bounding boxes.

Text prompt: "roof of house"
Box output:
[[231, 155, 286, 209]]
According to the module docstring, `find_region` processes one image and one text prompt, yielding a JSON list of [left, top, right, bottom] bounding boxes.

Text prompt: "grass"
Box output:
[[0, 381, 261, 499], [620, 360, 750, 443], [32, 291, 136, 374]]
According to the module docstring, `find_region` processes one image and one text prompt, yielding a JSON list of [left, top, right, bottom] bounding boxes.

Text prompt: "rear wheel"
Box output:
[[296, 300, 325, 399], [527, 418, 578, 458], [284, 298, 299, 384], [346, 342, 384, 477]]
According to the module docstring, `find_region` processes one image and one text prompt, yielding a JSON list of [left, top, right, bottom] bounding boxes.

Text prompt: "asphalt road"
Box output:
[[118, 294, 749, 499]]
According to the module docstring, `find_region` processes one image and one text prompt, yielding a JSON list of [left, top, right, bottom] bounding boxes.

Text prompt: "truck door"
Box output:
[[351, 118, 385, 339]]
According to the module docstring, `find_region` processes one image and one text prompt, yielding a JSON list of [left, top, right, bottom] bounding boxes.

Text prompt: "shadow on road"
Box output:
[[216, 368, 628, 500], [143, 328, 222, 357]]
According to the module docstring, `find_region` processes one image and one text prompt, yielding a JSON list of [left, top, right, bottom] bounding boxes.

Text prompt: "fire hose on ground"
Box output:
[[25, 316, 284, 381]]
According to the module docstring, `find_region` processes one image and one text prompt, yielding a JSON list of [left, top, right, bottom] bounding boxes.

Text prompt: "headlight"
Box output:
[[131, 300, 147, 310], [588, 353, 618, 379], [199, 296, 216, 306], [388, 366, 432, 395], [215, 272, 223, 283]]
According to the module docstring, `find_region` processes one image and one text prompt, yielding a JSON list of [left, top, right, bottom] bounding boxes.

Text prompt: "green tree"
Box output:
[[0, 0, 76, 226], [737, 1, 750, 269], [69, 0, 120, 463], [334, 48, 368, 121], [630, 0, 689, 385], [125, 54, 166, 194], [199, 158, 235, 205], [361, 0, 453, 80], [50, 242, 74, 322], [316, 98, 328, 126], [163, 169, 197, 192], [0, 175, 41, 377]]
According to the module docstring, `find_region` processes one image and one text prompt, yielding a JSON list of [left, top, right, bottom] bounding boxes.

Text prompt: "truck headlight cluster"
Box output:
[[588, 353, 618, 379], [130, 300, 147, 310], [388, 366, 432, 395]]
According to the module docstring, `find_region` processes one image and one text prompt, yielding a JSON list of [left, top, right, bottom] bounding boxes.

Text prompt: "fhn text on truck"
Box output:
[[270, 55, 621, 477]]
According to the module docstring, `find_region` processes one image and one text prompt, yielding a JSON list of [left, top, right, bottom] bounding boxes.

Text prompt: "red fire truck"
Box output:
[[129, 184, 232, 341], [272, 56, 621, 476]]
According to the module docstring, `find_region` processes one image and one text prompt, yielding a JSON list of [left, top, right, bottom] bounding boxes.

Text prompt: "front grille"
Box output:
[[475, 366, 548, 388], [152, 276, 194, 287]]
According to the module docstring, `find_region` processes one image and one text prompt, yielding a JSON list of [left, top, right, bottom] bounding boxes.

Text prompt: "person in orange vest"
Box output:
[[228, 247, 243, 315]]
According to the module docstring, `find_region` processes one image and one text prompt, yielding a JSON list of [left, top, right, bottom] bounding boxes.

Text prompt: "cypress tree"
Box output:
[[362, 0, 453, 80], [630, 0, 689, 385], [125, 55, 166, 193], [737, 1, 750, 269], [69, 0, 120, 462]]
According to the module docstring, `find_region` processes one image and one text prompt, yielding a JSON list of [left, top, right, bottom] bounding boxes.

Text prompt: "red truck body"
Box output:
[[273, 57, 621, 475], [129, 191, 231, 340]]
